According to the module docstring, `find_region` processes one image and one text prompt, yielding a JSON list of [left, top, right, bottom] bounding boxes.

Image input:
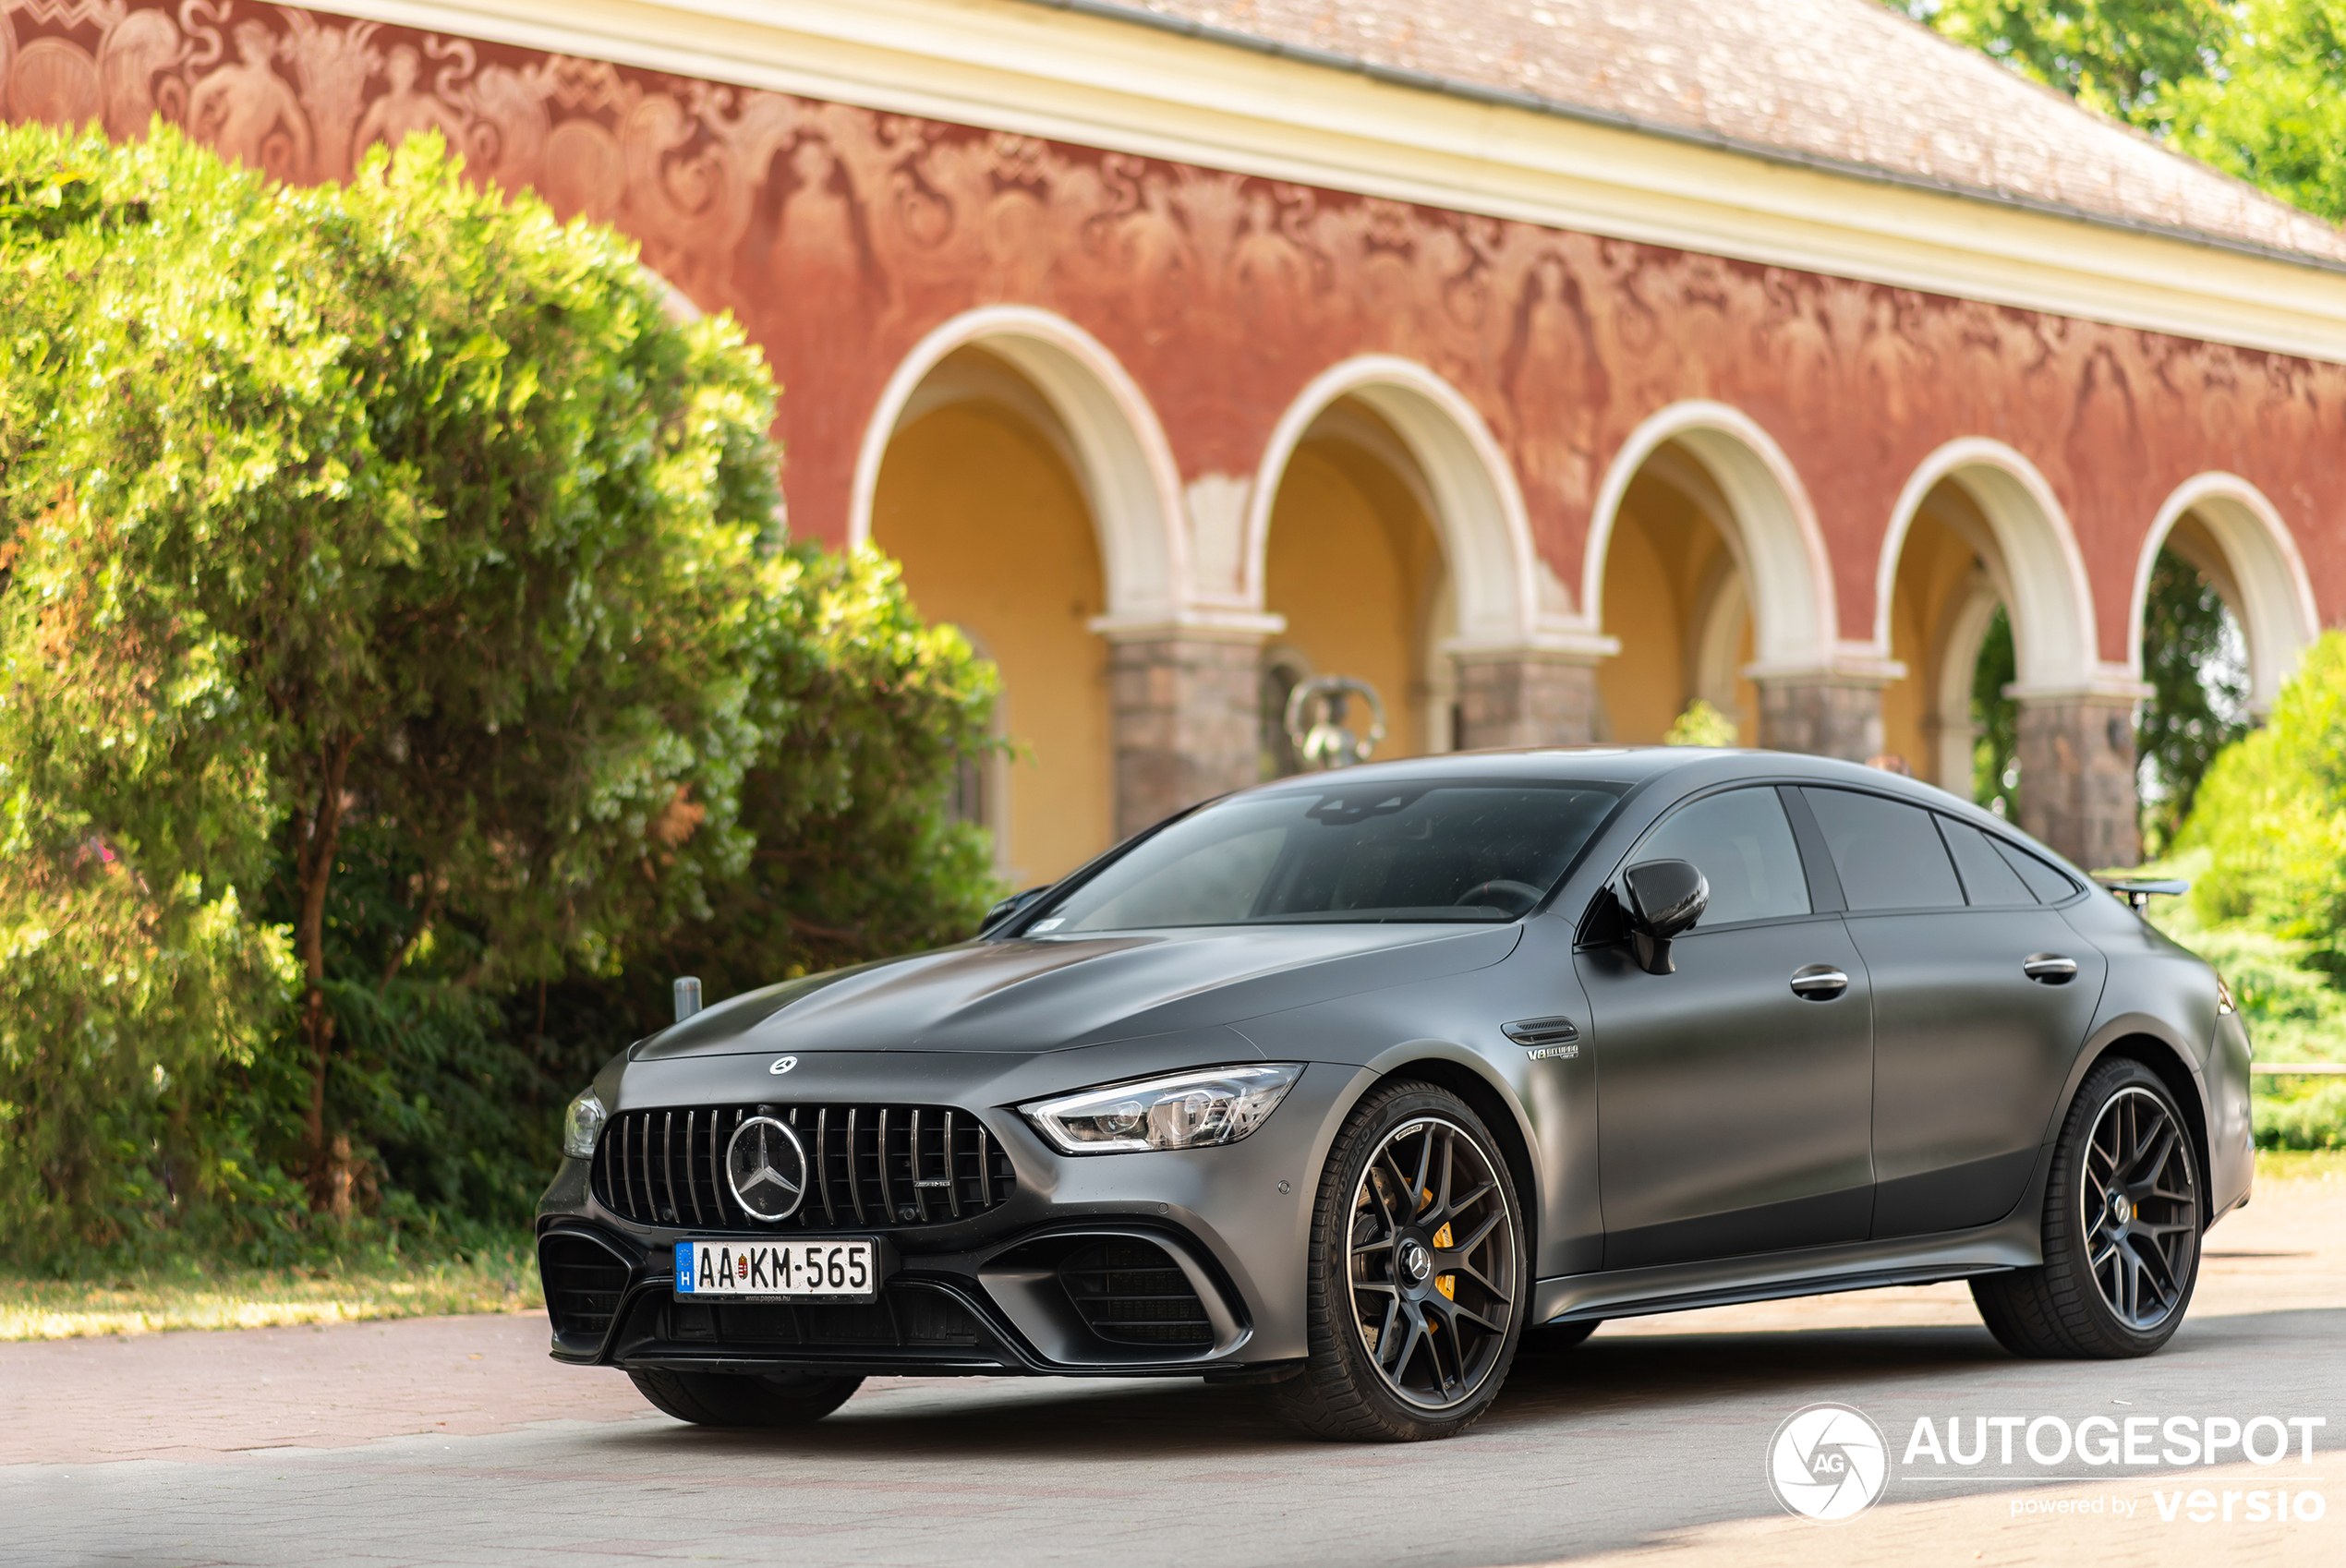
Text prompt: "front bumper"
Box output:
[[535, 1051, 1365, 1378]]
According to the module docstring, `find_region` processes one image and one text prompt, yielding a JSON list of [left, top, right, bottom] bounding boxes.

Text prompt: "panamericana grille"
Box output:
[[592, 1104, 1014, 1230], [1058, 1239, 1214, 1346]]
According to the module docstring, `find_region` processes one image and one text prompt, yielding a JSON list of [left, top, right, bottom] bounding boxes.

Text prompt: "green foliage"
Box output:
[[2167, 0, 2346, 221], [1663, 698, 1738, 748], [2136, 549, 2250, 853], [1971, 604, 2022, 820], [0, 123, 999, 1265], [1904, 0, 2346, 223], [1906, 0, 2228, 128], [2178, 631, 2346, 976]]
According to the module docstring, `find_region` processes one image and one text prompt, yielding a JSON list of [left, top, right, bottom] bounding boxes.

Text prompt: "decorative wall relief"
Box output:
[[4, 0, 2340, 649]]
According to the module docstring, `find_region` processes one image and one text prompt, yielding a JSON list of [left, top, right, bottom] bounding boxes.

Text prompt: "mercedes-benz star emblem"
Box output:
[[1402, 1241, 1433, 1283], [725, 1116, 808, 1222], [768, 1055, 798, 1075]]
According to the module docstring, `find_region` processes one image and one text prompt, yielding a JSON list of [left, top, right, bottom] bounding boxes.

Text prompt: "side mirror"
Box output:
[[980, 884, 1052, 935], [1621, 859, 1708, 975]]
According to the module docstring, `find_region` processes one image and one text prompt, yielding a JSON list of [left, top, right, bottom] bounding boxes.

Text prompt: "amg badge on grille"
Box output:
[[725, 1116, 809, 1222]]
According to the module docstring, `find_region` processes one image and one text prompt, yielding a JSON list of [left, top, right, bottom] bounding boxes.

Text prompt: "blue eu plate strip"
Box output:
[[674, 1241, 695, 1293]]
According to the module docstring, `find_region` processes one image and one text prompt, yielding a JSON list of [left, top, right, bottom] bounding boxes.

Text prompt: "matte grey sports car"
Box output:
[[537, 747, 2252, 1441]]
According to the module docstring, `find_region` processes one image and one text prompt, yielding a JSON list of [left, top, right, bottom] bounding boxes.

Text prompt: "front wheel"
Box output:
[[628, 1368, 865, 1427], [1271, 1080, 1528, 1441], [1972, 1057, 2202, 1358]]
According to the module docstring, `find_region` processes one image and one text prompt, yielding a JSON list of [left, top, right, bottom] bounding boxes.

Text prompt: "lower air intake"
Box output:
[[1058, 1238, 1214, 1346], [539, 1232, 632, 1344]]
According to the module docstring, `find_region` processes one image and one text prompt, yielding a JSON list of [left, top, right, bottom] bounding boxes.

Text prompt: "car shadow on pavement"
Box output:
[[562, 1308, 2342, 1465]]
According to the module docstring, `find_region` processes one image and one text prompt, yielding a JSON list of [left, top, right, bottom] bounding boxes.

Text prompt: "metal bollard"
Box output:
[[672, 975, 703, 1022]]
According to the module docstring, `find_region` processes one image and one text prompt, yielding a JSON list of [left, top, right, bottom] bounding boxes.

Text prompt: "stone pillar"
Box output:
[[2016, 694, 2141, 870], [1105, 629, 1265, 839], [1755, 675, 1887, 762], [1451, 651, 1601, 750]]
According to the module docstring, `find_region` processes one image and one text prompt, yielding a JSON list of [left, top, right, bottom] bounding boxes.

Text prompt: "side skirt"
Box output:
[[1533, 1206, 2042, 1325]]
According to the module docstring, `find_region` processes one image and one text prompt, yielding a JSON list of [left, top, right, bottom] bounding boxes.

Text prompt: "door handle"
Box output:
[[2024, 954, 2079, 984], [1789, 964, 1849, 1000]]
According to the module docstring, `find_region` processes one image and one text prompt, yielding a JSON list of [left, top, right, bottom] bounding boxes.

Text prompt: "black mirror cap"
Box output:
[[1623, 859, 1708, 939], [980, 884, 1053, 935]]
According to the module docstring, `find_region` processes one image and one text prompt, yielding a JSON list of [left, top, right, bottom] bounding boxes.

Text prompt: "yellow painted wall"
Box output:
[[1264, 433, 1445, 762], [869, 399, 1110, 884]]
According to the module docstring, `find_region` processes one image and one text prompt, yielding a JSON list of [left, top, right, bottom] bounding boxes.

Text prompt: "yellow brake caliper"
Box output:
[[1423, 1188, 1456, 1302]]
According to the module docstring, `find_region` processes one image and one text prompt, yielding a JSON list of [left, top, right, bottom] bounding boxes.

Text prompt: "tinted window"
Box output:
[[1801, 788, 1965, 911], [1631, 788, 1809, 927], [1033, 780, 1626, 933], [1938, 818, 2037, 905], [1992, 837, 2080, 902]]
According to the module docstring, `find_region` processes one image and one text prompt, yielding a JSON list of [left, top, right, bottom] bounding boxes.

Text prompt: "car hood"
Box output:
[[632, 923, 1523, 1060]]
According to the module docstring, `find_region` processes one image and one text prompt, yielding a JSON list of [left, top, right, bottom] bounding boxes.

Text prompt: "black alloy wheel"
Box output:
[[1273, 1081, 1526, 1441], [629, 1368, 865, 1427], [1973, 1057, 2202, 1358]]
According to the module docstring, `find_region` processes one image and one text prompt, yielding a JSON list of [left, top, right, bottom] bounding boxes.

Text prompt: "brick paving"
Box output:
[[1, 1176, 2340, 1565]]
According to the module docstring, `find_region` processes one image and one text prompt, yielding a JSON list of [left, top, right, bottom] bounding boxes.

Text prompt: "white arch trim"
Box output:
[[1875, 439, 2103, 694], [1244, 356, 1542, 649], [1585, 402, 1837, 670], [849, 306, 1188, 624], [2131, 474, 2319, 712]]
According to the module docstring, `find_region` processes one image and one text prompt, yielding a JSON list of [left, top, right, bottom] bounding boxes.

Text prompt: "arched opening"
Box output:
[[1880, 485, 2007, 793], [1257, 399, 1450, 771], [1593, 446, 1760, 742], [2128, 477, 2316, 848], [1584, 404, 1837, 750], [866, 345, 1113, 883], [1877, 443, 2098, 827]]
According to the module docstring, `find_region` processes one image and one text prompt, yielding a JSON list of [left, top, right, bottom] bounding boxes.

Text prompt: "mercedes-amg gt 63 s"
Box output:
[[537, 747, 2252, 1441]]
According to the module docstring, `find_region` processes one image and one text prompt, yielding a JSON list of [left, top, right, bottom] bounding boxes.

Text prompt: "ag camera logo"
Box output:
[[1768, 1402, 1890, 1524]]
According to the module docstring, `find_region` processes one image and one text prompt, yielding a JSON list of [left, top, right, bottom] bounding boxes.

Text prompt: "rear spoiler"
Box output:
[[2096, 877, 2189, 911]]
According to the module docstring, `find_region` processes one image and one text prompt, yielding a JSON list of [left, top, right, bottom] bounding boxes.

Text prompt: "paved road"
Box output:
[[6, 1173, 2342, 1568]]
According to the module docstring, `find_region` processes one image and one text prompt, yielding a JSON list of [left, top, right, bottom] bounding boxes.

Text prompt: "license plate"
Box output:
[[673, 1239, 878, 1302]]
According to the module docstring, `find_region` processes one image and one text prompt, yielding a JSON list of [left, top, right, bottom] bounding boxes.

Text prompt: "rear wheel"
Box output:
[[628, 1368, 865, 1427], [1972, 1057, 2202, 1358], [1271, 1081, 1527, 1441]]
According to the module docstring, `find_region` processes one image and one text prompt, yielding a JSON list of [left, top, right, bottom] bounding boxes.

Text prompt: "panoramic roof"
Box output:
[[1079, 0, 2346, 266]]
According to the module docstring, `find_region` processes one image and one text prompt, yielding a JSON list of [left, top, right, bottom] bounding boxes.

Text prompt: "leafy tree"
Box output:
[[1903, 0, 2346, 222], [1903, 0, 2228, 128], [1, 124, 999, 1257], [2166, 0, 2346, 220], [2135, 549, 2249, 852]]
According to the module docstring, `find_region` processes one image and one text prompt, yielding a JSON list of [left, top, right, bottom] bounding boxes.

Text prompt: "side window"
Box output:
[[1630, 787, 1810, 927], [1938, 818, 2037, 906], [1801, 788, 1965, 911], [1991, 837, 2081, 902]]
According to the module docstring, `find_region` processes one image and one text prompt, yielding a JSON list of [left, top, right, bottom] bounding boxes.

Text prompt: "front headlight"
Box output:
[[562, 1087, 608, 1159], [1021, 1063, 1303, 1154]]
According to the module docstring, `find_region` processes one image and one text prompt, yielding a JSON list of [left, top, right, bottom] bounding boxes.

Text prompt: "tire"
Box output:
[[1520, 1319, 1601, 1354], [1270, 1080, 1529, 1441], [1971, 1057, 2202, 1358], [628, 1368, 865, 1427]]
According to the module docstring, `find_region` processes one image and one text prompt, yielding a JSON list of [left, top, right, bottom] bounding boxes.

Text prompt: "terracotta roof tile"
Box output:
[[1085, 0, 2346, 263]]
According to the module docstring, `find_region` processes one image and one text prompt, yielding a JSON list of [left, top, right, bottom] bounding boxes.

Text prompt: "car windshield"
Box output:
[[1025, 778, 1628, 934]]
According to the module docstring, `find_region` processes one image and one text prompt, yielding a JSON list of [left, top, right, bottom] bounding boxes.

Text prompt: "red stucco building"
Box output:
[[6, 0, 2339, 875]]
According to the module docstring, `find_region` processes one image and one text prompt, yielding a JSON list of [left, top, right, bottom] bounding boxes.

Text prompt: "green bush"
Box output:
[[0, 124, 998, 1267], [2179, 631, 2346, 980]]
